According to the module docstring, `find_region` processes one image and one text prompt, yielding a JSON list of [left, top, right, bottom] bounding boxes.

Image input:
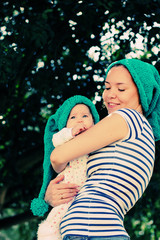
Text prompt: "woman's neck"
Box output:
[[136, 105, 143, 115]]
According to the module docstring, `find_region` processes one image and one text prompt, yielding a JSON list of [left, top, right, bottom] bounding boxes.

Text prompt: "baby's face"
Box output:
[[66, 104, 94, 129]]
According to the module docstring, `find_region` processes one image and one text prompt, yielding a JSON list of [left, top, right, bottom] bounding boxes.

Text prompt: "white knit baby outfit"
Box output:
[[37, 128, 87, 240]]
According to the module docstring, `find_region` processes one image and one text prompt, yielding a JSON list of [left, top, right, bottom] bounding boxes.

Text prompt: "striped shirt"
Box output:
[[60, 108, 155, 239]]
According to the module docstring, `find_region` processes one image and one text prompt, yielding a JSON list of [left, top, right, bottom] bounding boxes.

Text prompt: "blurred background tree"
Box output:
[[0, 0, 160, 239]]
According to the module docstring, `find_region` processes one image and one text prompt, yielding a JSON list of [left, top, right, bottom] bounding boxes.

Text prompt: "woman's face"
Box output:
[[103, 66, 142, 114]]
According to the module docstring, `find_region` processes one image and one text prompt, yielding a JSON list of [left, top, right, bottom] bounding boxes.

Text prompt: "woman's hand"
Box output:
[[44, 174, 79, 207]]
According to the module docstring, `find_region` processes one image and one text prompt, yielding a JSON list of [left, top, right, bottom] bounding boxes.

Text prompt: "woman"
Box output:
[[46, 59, 160, 240]]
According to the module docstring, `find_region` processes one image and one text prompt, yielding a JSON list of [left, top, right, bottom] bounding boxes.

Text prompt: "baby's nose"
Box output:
[[77, 118, 83, 122]]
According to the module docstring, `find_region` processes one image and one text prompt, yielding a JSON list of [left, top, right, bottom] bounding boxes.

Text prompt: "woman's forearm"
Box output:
[[50, 113, 128, 171]]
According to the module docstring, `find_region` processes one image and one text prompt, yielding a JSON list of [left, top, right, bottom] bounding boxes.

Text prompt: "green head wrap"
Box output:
[[30, 95, 99, 216], [105, 58, 160, 141]]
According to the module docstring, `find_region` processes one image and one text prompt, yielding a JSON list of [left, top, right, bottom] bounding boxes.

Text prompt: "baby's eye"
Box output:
[[105, 87, 111, 90], [70, 116, 76, 119], [83, 114, 88, 118], [118, 89, 125, 92]]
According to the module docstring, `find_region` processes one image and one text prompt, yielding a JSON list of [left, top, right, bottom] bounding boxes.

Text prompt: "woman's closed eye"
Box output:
[[105, 87, 110, 90], [118, 88, 125, 92], [105, 87, 125, 92]]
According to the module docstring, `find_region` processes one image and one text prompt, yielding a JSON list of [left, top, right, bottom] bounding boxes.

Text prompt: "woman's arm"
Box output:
[[51, 113, 128, 172]]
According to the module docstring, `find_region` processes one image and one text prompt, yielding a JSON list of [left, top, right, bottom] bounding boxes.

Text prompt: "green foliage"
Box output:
[[0, 0, 160, 239], [1, 217, 38, 240]]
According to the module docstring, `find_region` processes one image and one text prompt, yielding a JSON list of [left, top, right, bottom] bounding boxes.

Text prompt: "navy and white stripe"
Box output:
[[60, 108, 155, 239]]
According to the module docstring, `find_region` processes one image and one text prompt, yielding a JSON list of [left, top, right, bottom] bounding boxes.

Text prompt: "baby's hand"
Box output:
[[72, 123, 87, 136]]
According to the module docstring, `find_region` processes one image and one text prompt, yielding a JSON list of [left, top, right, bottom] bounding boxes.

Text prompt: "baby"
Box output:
[[30, 95, 99, 240]]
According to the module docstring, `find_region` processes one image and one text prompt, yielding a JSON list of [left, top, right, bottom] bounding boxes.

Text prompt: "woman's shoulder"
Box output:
[[114, 108, 142, 115], [113, 108, 154, 141], [113, 108, 145, 123]]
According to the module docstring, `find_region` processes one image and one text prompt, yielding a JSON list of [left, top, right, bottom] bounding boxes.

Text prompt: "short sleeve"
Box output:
[[114, 108, 144, 141]]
